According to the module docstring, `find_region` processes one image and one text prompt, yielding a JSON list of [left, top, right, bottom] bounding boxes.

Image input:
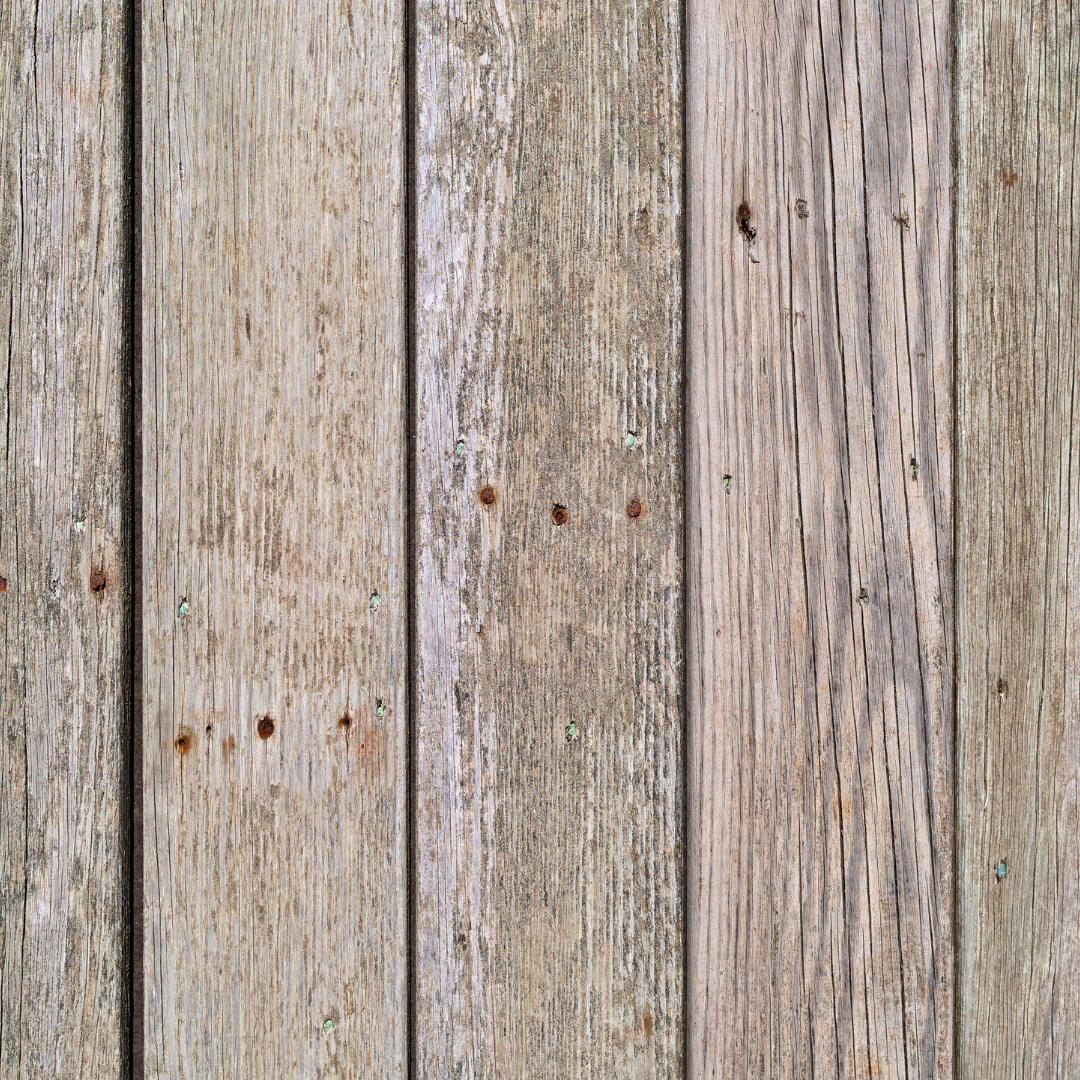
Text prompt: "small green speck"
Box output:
[[565, 721, 578, 741], [625, 432, 636, 448], [996, 860, 1007, 880], [370, 592, 381, 611], [723, 474, 731, 489], [51, 580, 60, 599], [375, 700, 386, 718], [323, 1018, 334, 1032], [857, 589, 869, 605], [178, 598, 190, 617], [455, 440, 465, 455], [73, 519, 85, 532]]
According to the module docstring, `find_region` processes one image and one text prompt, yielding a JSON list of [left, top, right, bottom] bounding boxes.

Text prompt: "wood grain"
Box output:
[[413, 0, 684, 1072], [956, 2, 1080, 1075], [686, 1, 954, 1076], [142, 2, 405, 1075], [0, 2, 131, 1076]]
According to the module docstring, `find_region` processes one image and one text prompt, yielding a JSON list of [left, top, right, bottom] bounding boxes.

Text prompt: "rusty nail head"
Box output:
[[90, 572, 106, 592], [479, 486, 496, 505], [626, 498, 642, 519], [257, 715, 275, 739], [552, 505, 568, 526], [0, 576, 6, 593]]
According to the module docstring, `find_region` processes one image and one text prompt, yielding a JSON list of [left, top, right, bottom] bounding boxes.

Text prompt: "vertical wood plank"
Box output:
[[413, 0, 684, 1072], [142, 2, 405, 1075], [0, 3, 131, 1075], [687, 1, 954, 1076], [957, 2, 1080, 1075]]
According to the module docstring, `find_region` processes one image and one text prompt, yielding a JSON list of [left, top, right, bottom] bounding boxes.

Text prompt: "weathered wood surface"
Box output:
[[0, 3, 131, 1076], [413, 0, 684, 1071], [686, 1, 954, 1076], [142, 2, 406, 1075], [956, 2, 1080, 1075]]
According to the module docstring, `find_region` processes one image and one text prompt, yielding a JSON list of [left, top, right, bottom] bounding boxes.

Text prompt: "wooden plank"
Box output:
[[413, 0, 684, 1071], [0, 2, 131, 1075], [956, 2, 1080, 1074], [686, 1, 954, 1076], [141, 2, 406, 1075]]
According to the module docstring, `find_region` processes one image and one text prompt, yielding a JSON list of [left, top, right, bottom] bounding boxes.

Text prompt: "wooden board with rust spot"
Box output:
[[0, 3, 132, 1074], [142, 2, 406, 1075]]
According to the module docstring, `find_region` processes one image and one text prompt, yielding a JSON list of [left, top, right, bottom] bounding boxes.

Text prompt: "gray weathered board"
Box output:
[[956, 1, 1080, 1076], [686, 0, 955, 1076], [0, 3, 131, 1076], [141, 1, 406, 1076], [412, 0, 684, 1072]]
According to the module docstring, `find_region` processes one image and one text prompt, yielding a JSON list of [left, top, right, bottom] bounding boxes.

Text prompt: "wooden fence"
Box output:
[[1, 0, 1077, 1075]]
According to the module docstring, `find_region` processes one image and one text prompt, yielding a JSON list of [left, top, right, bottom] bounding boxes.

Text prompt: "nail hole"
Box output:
[[552, 504, 568, 526], [856, 588, 869, 605], [625, 431, 637, 447], [205, 724, 212, 736], [178, 597, 190, 617], [375, 699, 386, 718], [174, 729, 193, 755], [795, 199, 809, 219], [1004, 172, 1017, 187], [90, 572, 106, 592], [909, 457, 918, 481], [370, 592, 381, 611], [995, 859, 1008, 879], [566, 721, 579, 741], [737, 201, 756, 240], [626, 498, 642, 519], [0, 575, 7, 593], [996, 679, 1008, 699], [479, 486, 496, 506], [339, 712, 352, 731], [257, 715, 275, 739], [723, 474, 731, 489]]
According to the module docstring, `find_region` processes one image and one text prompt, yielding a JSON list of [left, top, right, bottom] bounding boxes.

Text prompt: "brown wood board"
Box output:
[[141, 2, 407, 1075], [413, 0, 685, 1072], [687, 0, 955, 1075], [0, 2, 132, 1076]]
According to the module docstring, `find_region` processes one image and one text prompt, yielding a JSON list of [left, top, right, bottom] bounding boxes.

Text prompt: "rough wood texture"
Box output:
[[957, 2, 1080, 1075], [142, 3, 405, 1075], [687, 1, 954, 1076], [0, 3, 131, 1076], [413, 0, 683, 1072]]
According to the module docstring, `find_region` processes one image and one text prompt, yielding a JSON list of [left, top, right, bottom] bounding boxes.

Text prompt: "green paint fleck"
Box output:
[[723, 474, 731, 489], [51, 580, 60, 599], [370, 592, 381, 611], [74, 519, 85, 532], [565, 721, 578, 741], [323, 1018, 335, 1032], [996, 860, 1007, 880], [857, 589, 869, 605], [625, 432, 636, 448], [178, 598, 190, 617], [455, 440, 465, 455], [375, 700, 386, 718]]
